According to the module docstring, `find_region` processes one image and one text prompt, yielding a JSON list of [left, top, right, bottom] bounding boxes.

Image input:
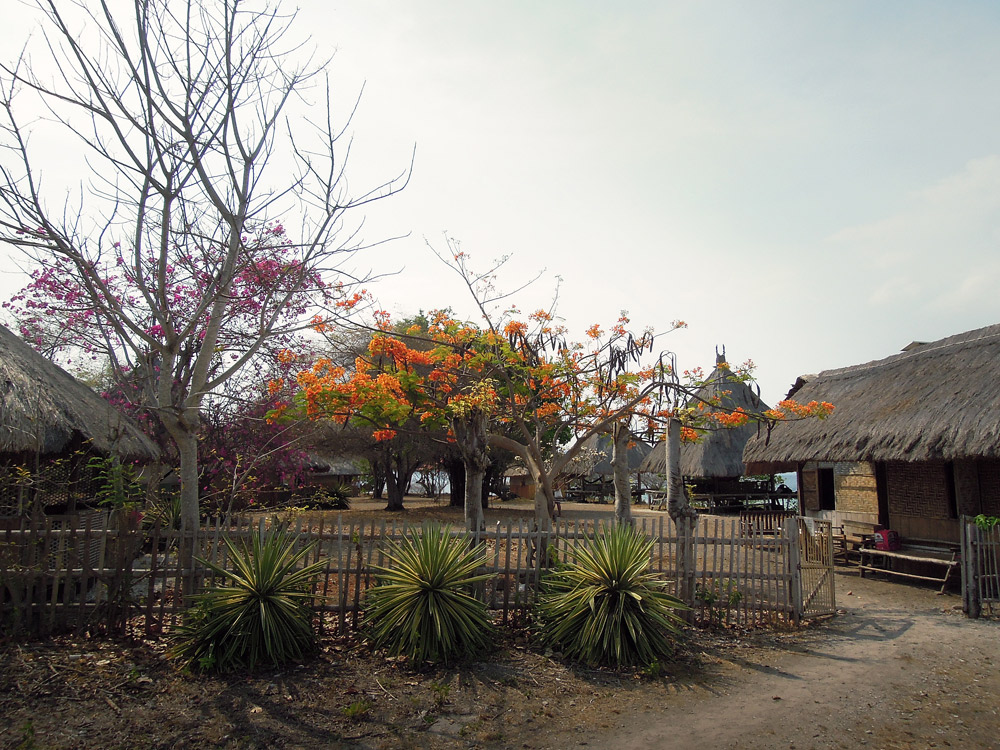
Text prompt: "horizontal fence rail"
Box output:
[[1, 511, 834, 637]]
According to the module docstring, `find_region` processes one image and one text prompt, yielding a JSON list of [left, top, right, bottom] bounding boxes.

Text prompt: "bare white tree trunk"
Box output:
[[612, 421, 632, 525], [665, 417, 697, 611]]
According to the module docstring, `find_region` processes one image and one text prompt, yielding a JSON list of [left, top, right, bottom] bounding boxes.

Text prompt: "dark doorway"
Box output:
[[818, 468, 836, 511], [875, 463, 890, 528]]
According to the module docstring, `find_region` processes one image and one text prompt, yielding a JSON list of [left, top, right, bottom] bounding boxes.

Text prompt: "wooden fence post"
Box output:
[[785, 517, 802, 625], [674, 515, 697, 622], [962, 518, 981, 619]]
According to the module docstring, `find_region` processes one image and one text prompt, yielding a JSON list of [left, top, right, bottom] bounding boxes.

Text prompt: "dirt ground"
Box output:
[[2, 499, 998, 749]]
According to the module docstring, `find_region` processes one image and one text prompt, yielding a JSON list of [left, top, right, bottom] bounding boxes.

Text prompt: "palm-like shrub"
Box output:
[[170, 525, 325, 671], [534, 523, 686, 667], [364, 523, 493, 664]]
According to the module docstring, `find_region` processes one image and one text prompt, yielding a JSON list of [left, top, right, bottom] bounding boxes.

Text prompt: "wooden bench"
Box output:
[[859, 544, 959, 594]]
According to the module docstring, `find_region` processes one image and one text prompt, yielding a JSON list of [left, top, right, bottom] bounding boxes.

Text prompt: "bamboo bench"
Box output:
[[858, 544, 959, 594], [739, 510, 795, 536], [829, 520, 880, 564]]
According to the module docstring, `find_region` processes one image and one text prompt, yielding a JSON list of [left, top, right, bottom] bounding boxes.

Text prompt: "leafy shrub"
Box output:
[[88, 455, 144, 510], [534, 523, 686, 668], [296, 485, 352, 510], [364, 523, 493, 664], [974, 514, 1000, 530], [170, 525, 325, 671], [143, 493, 184, 530]]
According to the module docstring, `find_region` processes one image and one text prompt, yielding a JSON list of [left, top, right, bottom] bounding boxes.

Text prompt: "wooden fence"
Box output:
[[1, 511, 835, 637], [961, 518, 1000, 618]]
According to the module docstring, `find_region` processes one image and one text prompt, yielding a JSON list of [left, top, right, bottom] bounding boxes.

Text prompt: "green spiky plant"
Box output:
[[170, 525, 325, 671], [534, 523, 687, 668], [364, 523, 493, 664]]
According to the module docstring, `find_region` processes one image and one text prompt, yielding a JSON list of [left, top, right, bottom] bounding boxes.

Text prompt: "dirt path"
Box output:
[[582, 570, 1000, 750]]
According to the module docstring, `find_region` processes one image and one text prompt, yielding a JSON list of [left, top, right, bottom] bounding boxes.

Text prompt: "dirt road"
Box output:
[[586, 570, 1000, 750]]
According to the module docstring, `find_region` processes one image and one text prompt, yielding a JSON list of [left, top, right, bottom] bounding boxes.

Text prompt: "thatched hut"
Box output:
[[641, 350, 771, 496], [743, 323, 1000, 544], [0, 324, 159, 513], [564, 432, 653, 499], [502, 432, 653, 502]]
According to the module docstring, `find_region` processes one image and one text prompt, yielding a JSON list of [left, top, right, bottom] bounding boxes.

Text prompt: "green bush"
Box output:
[[364, 523, 493, 664], [534, 523, 686, 668], [294, 485, 352, 511], [170, 525, 325, 671]]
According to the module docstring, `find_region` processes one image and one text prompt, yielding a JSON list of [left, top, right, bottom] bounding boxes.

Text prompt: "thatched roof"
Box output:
[[641, 355, 769, 478], [743, 323, 1000, 471], [566, 432, 653, 477], [502, 432, 653, 480], [0, 324, 159, 459]]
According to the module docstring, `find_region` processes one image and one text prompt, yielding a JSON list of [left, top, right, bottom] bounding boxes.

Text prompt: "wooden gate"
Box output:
[[961, 517, 1000, 618], [790, 517, 837, 620]]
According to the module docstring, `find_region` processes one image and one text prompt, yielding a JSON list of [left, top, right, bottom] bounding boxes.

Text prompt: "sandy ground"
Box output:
[[3, 497, 998, 749], [583, 569, 1000, 750]]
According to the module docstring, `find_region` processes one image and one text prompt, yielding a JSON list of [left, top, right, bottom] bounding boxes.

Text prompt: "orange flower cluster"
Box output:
[[680, 426, 700, 442], [334, 290, 367, 310], [709, 407, 749, 427], [504, 320, 528, 337], [774, 400, 836, 419], [372, 429, 397, 441]]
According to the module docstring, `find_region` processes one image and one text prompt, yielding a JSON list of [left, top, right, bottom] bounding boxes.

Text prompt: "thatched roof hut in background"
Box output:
[[0, 324, 158, 460], [563, 432, 653, 478], [743, 323, 1000, 472], [641, 349, 769, 483], [743, 323, 1000, 544]]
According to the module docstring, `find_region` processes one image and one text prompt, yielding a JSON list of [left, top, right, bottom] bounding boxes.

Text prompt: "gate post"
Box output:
[[962, 518, 981, 619], [785, 517, 802, 625]]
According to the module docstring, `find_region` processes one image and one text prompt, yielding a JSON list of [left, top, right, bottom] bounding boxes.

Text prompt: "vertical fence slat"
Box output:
[[1, 510, 833, 637]]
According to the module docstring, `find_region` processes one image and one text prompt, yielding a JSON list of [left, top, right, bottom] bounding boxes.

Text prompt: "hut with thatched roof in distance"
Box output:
[[562, 431, 654, 500], [0, 324, 159, 515], [640, 349, 775, 508], [743, 323, 1000, 545], [501, 431, 653, 502]]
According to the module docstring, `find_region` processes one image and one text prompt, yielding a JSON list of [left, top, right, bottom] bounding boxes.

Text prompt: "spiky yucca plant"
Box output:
[[170, 525, 325, 671], [534, 523, 686, 667], [364, 523, 493, 664]]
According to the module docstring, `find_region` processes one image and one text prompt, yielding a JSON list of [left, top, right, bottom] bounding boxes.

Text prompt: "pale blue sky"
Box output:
[[4, 1, 1000, 404]]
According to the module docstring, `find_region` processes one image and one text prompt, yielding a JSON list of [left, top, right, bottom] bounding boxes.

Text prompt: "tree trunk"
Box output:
[[162, 419, 200, 532], [665, 418, 695, 524], [465, 464, 487, 532], [445, 457, 465, 508], [383, 467, 405, 511], [612, 422, 632, 525], [453, 410, 490, 532], [532, 469, 554, 532], [665, 417, 697, 613]]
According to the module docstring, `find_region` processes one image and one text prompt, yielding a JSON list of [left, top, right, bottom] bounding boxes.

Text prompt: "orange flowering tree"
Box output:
[[283, 245, 835, 530], [281, 300, 690, 530]]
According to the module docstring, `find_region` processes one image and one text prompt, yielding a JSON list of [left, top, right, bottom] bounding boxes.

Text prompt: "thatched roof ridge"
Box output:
[[743, 322, 1000, 469], [0, 324, 159, 459], [641, 358, 769, 477]]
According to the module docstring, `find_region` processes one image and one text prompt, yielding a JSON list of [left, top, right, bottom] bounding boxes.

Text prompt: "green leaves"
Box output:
[[534, 523, 686, 668], [364, 523, 493, 664], [170, 525, 325, 672]]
